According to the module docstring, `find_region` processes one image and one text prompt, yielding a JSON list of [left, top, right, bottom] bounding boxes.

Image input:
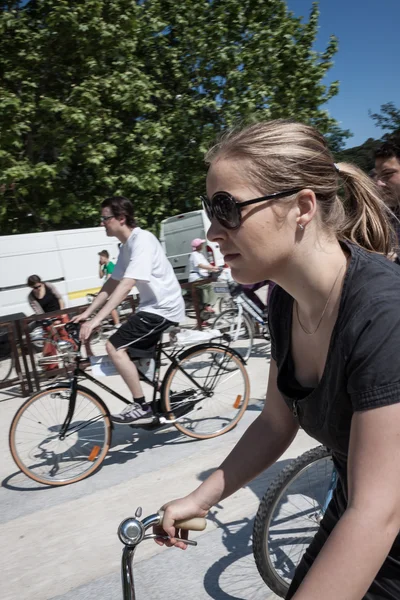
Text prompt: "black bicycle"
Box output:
[[9, 322, 250, 486]]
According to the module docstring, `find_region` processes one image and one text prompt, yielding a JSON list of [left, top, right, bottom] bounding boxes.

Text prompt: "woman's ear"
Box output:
[[295, 189, 317, 230]]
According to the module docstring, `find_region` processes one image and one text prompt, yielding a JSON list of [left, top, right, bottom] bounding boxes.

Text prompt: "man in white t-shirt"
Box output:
[[74, 196, 185, 423], [188, 238, 219, 312]]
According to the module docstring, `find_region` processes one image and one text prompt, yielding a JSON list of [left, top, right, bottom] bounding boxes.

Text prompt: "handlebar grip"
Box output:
[[158, 510, 207, 532]]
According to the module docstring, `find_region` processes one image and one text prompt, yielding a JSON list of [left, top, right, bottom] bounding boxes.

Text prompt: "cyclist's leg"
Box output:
[[200, 282, 216, 312], [107, 312, 175, 423]]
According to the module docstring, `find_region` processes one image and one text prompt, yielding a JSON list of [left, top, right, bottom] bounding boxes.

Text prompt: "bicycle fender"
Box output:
[[175, 342, 247, 365]]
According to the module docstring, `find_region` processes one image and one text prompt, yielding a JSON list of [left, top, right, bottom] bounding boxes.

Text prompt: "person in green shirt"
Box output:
[[98, 250, 120, 326]]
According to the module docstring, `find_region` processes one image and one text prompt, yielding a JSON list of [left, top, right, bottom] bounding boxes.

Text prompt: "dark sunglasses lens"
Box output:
[[212, 193, 239, 229]]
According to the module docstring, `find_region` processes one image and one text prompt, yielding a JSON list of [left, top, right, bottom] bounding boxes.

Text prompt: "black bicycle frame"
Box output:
[[58, 337, 235, 437]]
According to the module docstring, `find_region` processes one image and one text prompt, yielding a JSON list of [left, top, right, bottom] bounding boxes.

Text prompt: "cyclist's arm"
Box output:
[[91, 277, 134, 324], [290, 403, 400, 600], [191, 359, 298, 510], [28, 294, 44, 315]]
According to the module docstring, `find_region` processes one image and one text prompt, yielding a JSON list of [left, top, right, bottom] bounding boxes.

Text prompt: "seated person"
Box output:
[[188, 238, 220, 313]]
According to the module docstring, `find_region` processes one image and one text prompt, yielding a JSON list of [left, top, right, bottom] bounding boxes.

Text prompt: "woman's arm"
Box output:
[[28, 293, 43, 315], [161, 360, 299, 543], [292, 402, 400, 600]]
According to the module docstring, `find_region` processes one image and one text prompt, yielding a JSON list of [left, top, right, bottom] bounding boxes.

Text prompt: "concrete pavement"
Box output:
[[0, 337, 317, 600]]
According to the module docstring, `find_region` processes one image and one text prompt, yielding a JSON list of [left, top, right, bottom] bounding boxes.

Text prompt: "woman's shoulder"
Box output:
[[343, 245, 400, 314]]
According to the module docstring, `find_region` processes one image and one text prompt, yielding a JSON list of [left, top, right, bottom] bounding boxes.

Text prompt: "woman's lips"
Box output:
[[224, 253, 240, 262]]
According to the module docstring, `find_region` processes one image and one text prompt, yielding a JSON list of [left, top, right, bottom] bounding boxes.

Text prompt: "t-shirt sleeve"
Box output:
[[345, 297, 400, 411], [123, 235, 153, 282], [106, 262, 115, 275]]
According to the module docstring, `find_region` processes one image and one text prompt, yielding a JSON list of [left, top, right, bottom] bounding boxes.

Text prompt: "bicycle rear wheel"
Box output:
[[9, 386, 111, 486], [252, 446, 333, 597], [213, 309, 254, 363], [162, 345, 250, 439]]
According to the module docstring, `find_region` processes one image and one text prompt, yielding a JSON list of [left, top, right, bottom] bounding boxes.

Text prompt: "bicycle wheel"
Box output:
[[217, 296, 235, 313], [252, 446, 333, 597], [162, 344, 250, 439], [9, 385, 112, 486], [213, 309, 254, 363], [0, 326, 13, 382], [0, 354, 13, 382]]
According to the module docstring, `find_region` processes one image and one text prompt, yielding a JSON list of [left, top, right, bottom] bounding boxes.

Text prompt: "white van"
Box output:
[[159, 210, 225, 282], [0, 227, 120, 318]]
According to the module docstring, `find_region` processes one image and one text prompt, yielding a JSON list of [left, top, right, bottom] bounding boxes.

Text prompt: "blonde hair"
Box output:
[[205, 120, 394, 254]]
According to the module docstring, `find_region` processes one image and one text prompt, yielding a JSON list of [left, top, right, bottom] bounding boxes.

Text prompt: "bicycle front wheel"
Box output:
[[252, 446, 333, 597], [9, 386, 111, 486], [162, 345, 250, 439], [213, 309, 254, 363]]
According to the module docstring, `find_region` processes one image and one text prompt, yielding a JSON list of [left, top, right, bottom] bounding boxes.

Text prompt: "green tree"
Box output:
[[0, 0, 350, 235], [370, 102, 400, 135]]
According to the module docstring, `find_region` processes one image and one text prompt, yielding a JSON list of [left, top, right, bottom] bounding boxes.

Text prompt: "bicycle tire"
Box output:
[[252, 446, 333, 597], [9, 385, 112, 486], [0, 354, 13, 382], [162, 344, 250, 439], [213, 309, 254, 363]]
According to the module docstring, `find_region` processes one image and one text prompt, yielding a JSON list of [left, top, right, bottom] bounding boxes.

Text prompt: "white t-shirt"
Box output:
[[112, 228, 185, 323], [189, 251, 210, 281]]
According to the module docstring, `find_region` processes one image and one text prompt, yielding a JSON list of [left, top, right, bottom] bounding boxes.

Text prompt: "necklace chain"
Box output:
[[295, 265, 345, 336]]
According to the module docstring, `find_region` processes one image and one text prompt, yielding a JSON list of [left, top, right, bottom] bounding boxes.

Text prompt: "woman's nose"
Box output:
[[207, 218, 226, 242]]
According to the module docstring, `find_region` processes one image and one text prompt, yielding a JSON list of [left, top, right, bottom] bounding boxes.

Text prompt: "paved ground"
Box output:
[[0, 334, 317, 600]]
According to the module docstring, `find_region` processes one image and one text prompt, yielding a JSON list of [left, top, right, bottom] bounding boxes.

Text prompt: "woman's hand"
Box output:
[[154, 496, 208, 550]]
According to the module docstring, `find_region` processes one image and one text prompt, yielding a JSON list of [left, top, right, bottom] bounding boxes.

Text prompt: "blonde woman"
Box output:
[[156, 120, 400, 600]]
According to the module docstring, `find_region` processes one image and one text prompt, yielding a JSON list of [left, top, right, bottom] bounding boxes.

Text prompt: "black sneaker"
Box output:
[[111, 402, 153, 424]]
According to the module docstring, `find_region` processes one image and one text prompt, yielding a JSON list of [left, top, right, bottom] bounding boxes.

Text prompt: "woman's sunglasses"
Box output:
[[200, 188, 302, 230]]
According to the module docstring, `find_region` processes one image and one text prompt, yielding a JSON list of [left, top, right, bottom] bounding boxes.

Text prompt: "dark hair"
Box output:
[[101, 196, 136, 227], [27, 274, 42, 287], [206, 120, 394, 255], [375, 136, 400, 161], [98, 249, 109, 258]]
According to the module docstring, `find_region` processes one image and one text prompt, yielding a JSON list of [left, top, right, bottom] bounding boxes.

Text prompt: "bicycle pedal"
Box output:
[[158, 414, 178, 424]]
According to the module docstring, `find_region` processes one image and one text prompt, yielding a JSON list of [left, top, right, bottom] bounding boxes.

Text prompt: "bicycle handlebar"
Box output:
[[158, 510, 207, 532], [118, 507, 207, 548]]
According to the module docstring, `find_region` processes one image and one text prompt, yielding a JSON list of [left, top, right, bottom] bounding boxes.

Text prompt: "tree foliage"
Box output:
[[0, 0, 349, 235], [370, 102, 400, 135]]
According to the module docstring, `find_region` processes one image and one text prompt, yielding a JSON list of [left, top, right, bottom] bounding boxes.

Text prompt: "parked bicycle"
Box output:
[[9, 322, 250, 486], [0, 318, 76, 382], [213, 281, 270, 363], [252, 445, 336, 597], [118, 507, 206, 600]]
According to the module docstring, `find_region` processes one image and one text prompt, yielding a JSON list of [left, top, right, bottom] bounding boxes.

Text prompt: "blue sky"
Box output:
[[286, 0, 400, 147]]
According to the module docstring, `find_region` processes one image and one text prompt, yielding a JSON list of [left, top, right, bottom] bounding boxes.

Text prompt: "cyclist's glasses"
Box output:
[[33, 285, 42, 290], [201, 188, 302, 230], [100, 215, 114, 222]]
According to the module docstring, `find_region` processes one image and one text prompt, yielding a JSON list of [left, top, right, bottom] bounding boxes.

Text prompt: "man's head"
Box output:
[[100, 196, 136, 237], [98, 250, 109, 265], [375, 137, 400, 207], [191, 238, 205, 251]]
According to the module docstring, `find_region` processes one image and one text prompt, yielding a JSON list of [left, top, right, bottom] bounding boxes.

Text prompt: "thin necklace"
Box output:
[[295, 265, 345, 336]]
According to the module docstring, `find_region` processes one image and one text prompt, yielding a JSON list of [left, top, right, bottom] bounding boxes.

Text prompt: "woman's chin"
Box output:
[[230, 267, 264, 285]]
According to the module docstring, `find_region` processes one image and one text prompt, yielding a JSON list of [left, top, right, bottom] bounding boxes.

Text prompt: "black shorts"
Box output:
[[108, 311, 177, 359]]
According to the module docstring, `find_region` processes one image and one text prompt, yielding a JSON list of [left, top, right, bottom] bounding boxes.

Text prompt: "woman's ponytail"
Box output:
[[336, 162, 394, 255]]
